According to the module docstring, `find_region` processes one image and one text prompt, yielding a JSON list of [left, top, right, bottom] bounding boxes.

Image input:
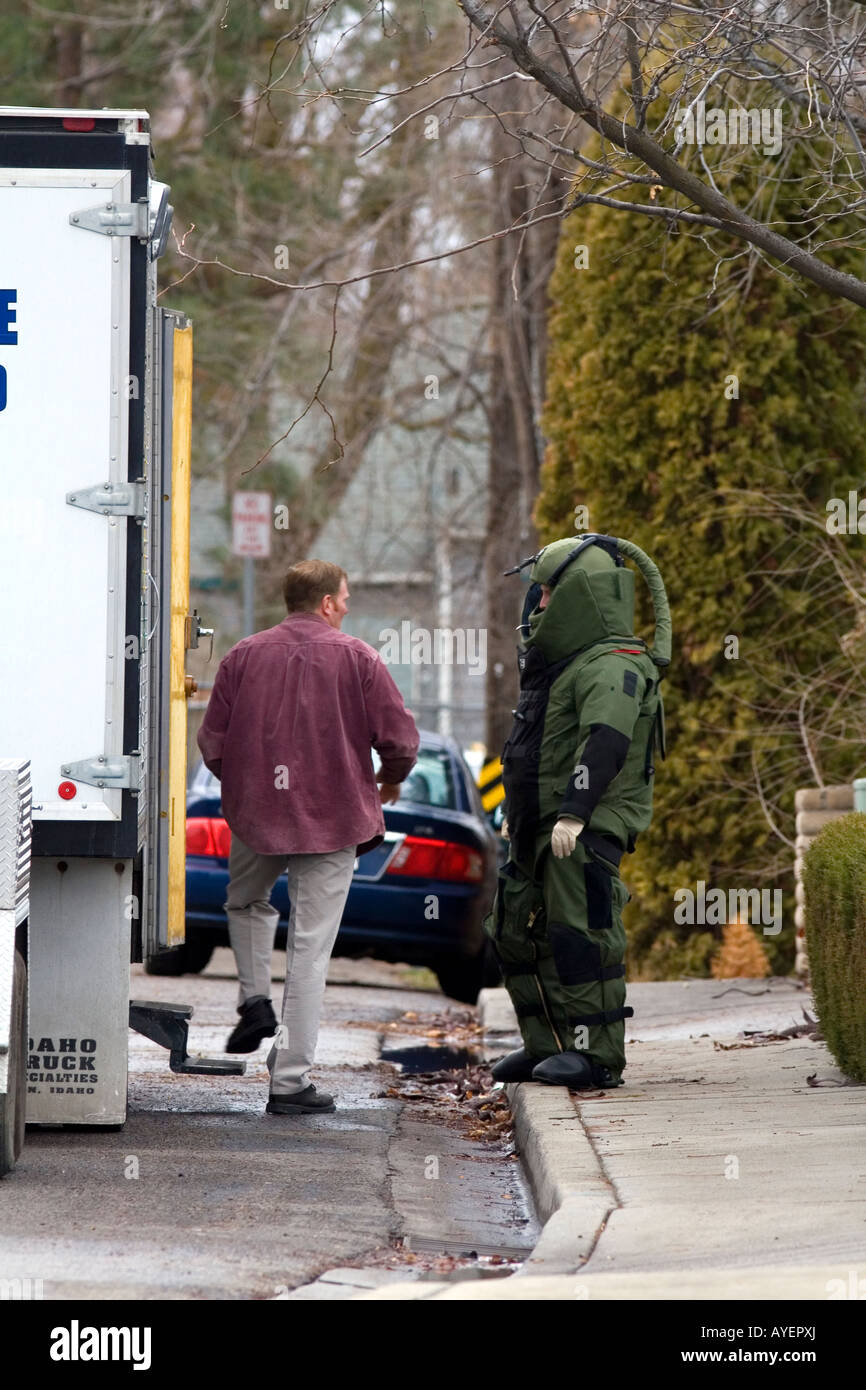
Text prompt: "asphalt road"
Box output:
[[0, 952, 537, 1299]]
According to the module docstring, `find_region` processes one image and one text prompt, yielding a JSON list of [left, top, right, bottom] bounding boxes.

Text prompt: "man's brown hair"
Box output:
[[282, 559, 348, 614]]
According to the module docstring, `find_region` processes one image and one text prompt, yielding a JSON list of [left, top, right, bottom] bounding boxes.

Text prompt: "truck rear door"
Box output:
[[0, 165, 134, 828]]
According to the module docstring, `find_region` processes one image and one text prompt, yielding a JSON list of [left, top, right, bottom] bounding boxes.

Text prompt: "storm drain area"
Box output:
[[286, 1015, 540, 1298]]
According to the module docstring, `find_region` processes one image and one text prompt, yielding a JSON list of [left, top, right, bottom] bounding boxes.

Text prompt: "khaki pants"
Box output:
[[225, 833, 356, 1095]]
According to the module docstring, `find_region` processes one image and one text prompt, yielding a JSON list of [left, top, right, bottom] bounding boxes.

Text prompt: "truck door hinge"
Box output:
[[184, 609, 214, 659], [67, 481, 146, 519], [60, 753, 141, 792], [69, 199, 150, 239]]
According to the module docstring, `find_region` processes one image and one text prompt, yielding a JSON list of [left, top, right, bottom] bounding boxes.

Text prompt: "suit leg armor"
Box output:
[[541, 841, 631, 1081], [484, 841, 632, 1079]]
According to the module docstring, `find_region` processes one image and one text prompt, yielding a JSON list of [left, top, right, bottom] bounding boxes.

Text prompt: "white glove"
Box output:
[[501, 815, 510, 841], [551, 816, 585, 859]]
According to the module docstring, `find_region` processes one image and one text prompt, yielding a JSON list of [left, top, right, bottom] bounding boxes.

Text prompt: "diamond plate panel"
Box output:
[[0, 907, 14, 1078], [0, 760, 31, 914]]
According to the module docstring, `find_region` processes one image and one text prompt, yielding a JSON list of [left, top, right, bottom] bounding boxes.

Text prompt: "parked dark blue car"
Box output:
[[146, 732, 502, 1002]]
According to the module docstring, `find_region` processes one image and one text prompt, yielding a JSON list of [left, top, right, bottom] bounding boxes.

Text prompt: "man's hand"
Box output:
[[376, 772, 401, 805], [551, 816, 585, 859]]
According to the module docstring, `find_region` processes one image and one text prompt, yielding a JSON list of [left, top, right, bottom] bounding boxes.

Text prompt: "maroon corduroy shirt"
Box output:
[[196, 613, 419, 856]]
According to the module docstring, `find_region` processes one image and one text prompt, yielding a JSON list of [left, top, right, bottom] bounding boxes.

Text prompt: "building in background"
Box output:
[[187, 318, 491, 755], [314, 422, 489, 749]]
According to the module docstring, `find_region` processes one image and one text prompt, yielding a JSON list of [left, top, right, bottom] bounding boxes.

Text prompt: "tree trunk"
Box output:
[[54, 23, 83, 108], [483, 74, 568, 753], [484, 286, 526, 754]]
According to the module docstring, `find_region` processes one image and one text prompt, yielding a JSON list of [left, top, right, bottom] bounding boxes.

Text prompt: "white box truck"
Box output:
[[0, 107, 238, 1172]]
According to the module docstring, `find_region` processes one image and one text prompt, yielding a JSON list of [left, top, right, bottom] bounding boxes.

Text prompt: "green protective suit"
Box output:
[[484, 534, 672, 1084]]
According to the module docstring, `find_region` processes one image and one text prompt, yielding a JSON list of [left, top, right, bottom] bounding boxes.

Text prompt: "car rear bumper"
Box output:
[[185, 859, 488, 962]]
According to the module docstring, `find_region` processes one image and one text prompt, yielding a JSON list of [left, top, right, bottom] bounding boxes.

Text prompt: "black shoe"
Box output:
[[531, 1052, 622, 1089], [266, 1085, 336, 1115], [225, 996, 277, 1053], [490, 1047, 547, 1082]]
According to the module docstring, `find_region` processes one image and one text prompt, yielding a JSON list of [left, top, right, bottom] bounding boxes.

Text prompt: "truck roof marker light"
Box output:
[[58, 781, 77, 800], [62, 117, 96, 132]]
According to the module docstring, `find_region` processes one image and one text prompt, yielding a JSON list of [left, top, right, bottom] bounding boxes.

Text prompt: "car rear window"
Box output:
[[394, 748, 457, 809], [191, 745, 459, 809], [369, 746, 458, 808]]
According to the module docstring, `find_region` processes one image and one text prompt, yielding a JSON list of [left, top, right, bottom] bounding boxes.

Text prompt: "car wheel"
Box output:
[[184, 932, 215, 974], [144, 947, 189, 976], [434, 951, 485, 1005], [144, 932, 213, 977]]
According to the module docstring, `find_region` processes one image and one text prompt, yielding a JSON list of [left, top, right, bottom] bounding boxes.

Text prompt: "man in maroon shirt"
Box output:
[[197, 559, 419, 1114]]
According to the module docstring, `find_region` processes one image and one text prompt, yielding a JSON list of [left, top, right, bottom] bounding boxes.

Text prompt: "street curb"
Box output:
[[506, 1083, 615, 1277], [481, 987, 615, 1278], [355, 986, 864, 1300], [477, 986, 520, 1036], [355, 1261, 862, 1300], [478, 985, 519, 1036]]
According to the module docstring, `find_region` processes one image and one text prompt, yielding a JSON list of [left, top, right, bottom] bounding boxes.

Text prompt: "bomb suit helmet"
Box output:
[[509, 533, 671, 669]]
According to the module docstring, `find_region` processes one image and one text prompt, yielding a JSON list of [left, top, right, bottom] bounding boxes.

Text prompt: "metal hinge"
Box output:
[[69, 199, 150, 239], [60, 753, 141, 791], [184, 609, 214, 660], [67, 481, 146, 519]]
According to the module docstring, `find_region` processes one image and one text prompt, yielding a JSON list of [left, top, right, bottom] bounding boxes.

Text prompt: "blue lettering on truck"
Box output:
[[0, 290, 16, 342], [0, 289, 18, 411]]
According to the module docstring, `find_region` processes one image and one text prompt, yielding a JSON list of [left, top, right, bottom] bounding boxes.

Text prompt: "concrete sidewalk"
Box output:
[[358, 980, 866, 1299]]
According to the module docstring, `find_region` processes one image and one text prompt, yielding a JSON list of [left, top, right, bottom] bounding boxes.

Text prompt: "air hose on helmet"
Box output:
[[509, 533, 673, 661], [615, 536, 671, 778], [615, 537, 672, 671]]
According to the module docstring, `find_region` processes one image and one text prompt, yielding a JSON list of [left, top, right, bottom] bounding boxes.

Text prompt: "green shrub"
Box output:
[[802, 814, 866, 1081]]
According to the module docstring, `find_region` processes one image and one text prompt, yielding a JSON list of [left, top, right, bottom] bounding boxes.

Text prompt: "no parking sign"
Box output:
[[232, 491, 272, 558]]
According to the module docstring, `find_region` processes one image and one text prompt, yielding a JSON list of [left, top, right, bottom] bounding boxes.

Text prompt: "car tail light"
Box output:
[[187, 817, 232, 858], [186, 818, 213, 854], [386, 836, 484, 883], [211, 819, 232, 857], [439, 842, 485, 882]]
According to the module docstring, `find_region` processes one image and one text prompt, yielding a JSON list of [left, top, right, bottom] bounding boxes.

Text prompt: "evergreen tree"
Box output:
[[711, 920, 771, 980], [538, 126, 866, 977]]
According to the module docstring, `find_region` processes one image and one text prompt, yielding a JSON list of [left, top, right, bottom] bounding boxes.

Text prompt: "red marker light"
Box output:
[[58, 781, 77, 800], [62, 117, 96, 132]]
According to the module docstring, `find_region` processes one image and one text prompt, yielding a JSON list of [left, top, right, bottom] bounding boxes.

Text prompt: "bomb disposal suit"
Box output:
[[485, 535, 671, 1088]]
